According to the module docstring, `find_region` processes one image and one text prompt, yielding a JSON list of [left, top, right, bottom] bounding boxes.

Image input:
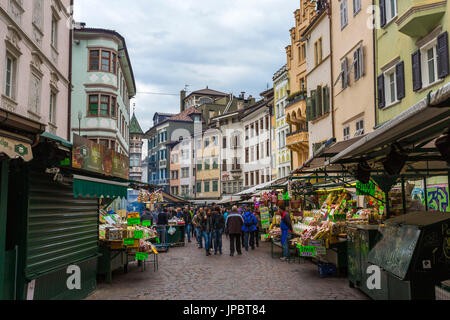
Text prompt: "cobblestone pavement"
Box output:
[[86, 236, 368, 300]]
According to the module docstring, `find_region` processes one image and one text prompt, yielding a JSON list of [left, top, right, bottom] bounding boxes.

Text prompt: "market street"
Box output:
[[86, 238, 367, 300]]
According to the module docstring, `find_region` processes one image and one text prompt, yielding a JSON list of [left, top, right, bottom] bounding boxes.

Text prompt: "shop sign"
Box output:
[[260, 207, 270, 229], [72, 134, 129, 179], [135, 252, 148, 261], [357, 181, 375, 196]]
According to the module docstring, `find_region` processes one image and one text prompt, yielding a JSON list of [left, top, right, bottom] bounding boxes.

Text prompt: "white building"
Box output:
[[273, 65, 291, 179], [242, 89, 274, 189]]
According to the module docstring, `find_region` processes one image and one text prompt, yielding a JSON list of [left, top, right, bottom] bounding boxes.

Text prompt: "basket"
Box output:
[[318, 263, 337, 278]]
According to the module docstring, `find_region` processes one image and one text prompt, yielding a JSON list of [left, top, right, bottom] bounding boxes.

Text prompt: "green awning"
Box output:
[[73, 175, 128, 199]]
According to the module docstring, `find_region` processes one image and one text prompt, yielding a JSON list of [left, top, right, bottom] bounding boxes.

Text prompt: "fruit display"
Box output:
[[269, 227, 281, 241]]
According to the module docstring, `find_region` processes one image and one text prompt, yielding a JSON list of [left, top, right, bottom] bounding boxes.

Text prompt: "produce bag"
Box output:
[[168, 226, 176, 235]]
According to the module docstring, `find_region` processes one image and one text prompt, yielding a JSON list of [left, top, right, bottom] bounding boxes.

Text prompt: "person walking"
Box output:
[[212, 207, 225, 255], [190, 207, 195, 238], [201, 208, 214, 256], [225, 205, 244, 256], [242, 208, 257, 251], [192, 208, 204, 249], [253, 210, 261, 248], [280, 208, 293, 261], [183, 206, 192, 243]]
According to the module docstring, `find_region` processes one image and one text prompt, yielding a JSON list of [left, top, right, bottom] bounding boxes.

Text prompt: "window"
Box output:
[[222, 137, 227, 149], [385, 68, 397, 106], [245, 147, 249, 163], [265, 116, 269, 130], [255, 121, 259, 136], [302, 44, 306, 62], [256, 144, 260, 161], [212, 136, 218, 146], [29, 73, 42, 114], [5, 55, 17, 99], [245, 173, 249, 186], [212, 181, 218, 192], [385, 0, 397, 22], [49, 91, 56, 124], [89, 49, 117, 74], [353, 44, 364, 81], [420, 40, 439, 87], [353, 0, 361, 15], [204, 159, 210, 170], [222, 159, 227, 171], [88, 93, 117, 117], [355, 119, 364, 136], [197, 162, 202, 171], [250, 172, 254, 186], [245, 126, 249, 140], [212, 158, 219, 169], [204, 138, 209, 148], [196, 182, 202, 193], [51, 16, 58, 48], [340, 0, 348, 29], [266, 140, 270, 157], [204, 181, 210, 193]]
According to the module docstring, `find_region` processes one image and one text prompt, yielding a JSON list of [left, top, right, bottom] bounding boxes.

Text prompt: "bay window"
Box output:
[[89, 49, 117, 74], [88, 93, 118, 117]]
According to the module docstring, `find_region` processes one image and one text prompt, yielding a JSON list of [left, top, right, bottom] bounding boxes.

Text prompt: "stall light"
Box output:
[[382, 144, 408, 176]]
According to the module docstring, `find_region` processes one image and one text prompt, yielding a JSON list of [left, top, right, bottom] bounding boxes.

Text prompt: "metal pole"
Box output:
[[423, 177, 428, 211], [401, 177, 406, 214], [0, 159, 10, 299]]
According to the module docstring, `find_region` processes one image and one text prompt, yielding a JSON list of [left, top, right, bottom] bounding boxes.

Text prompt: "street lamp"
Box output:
[[77, 111, 82, 136]]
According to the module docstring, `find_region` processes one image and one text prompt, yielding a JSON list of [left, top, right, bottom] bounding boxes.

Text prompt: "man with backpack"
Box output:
[[224, 205, 244, 256], [242, 207, 257, 251]]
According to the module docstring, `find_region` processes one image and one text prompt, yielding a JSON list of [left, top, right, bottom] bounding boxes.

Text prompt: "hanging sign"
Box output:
[[260, 207, 270, 229], [128, 212, 140, 219], [356, 181, 375, 196]]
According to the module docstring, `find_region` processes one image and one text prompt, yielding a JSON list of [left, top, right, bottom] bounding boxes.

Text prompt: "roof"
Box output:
[[74, 27, 136, 97], [129, 113, 144, 135], [184, 87, 228, 102], [168, 106, 202, 122]]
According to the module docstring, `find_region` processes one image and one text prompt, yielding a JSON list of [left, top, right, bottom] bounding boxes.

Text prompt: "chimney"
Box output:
[[180, 90, 186, 112], [241, 92, 245, 99]]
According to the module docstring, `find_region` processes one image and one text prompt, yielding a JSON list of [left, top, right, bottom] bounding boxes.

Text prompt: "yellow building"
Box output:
[[331, 0, 375, 142], [285, 0, 317, 170], [195, 129, 221, 200]]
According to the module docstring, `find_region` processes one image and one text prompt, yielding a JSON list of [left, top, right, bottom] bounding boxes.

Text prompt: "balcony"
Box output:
[[286, 130, 309, 153], [397, 1, 447, 38], [231, 166, 242, 179], [159, 160, 167, 167], [130, 167, 143, 174]]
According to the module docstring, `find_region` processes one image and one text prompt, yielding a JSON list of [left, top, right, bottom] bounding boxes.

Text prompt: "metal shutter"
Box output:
[[25, 170, 99, 279]]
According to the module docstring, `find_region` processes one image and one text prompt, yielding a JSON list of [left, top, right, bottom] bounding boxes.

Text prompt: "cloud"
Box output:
[[74, 0, 298, 137]]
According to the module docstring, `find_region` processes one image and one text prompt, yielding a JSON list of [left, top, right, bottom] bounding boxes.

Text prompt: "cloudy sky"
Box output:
[[74, 0, 298, 132]]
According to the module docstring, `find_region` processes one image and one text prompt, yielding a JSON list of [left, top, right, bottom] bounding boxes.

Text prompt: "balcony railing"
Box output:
[[286, 130, 309, 152]]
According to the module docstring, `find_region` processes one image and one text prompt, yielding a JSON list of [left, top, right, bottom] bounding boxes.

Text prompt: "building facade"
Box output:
[[242, 89, 274, 188], [181, 87, 228, 112], [375, 0, 449, 125], [146, 107, 202, 192], [72, 26, 136, 156], [211, 110, 245, 196], [285, 0, 316, 171], [168, 140, 180, 196], [304, 4, 333, 155], [1, 0, 72, 140], [331, 0, 375, 142], [273, 65, 291, 179], [129, 112, 144, 182]]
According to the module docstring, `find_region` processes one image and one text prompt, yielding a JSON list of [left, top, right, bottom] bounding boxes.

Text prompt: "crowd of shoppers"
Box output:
[[145, 203, 292, 260]]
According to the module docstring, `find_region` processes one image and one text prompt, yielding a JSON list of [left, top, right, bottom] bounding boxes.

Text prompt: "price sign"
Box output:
[[309, 240, 323, 247], [155, 237, 160, 244], [128, 212, 140, 219], [123, 238, 135, 246], [379, 206, 385, 214], [152, 247, 158, 254], [333, 214, 347, 221], [134, 230, 144, 239], [315, 246, 326, 256], [142, 220, 152, 227], [260, 207, 270, 229], [127, 217, 141, 226], [135, 252, 148, 261]]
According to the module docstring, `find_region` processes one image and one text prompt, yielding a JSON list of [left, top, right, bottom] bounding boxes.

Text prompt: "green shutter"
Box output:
[[316, 86, 323, 117], [311, 90, 317, 120], [323, 86, 330, 113], [26, 170, 99, 280], [306, 97, 313, 122]]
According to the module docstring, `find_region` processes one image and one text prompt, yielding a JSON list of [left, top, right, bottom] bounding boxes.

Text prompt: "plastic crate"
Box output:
[[318, 263, 337, 278]]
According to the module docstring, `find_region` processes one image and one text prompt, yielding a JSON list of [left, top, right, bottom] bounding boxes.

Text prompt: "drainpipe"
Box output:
[[0, 159, 10, 300], [328, 3, 335, 140], [372, 0, 378, 128], [67, 0, 74, 141]]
